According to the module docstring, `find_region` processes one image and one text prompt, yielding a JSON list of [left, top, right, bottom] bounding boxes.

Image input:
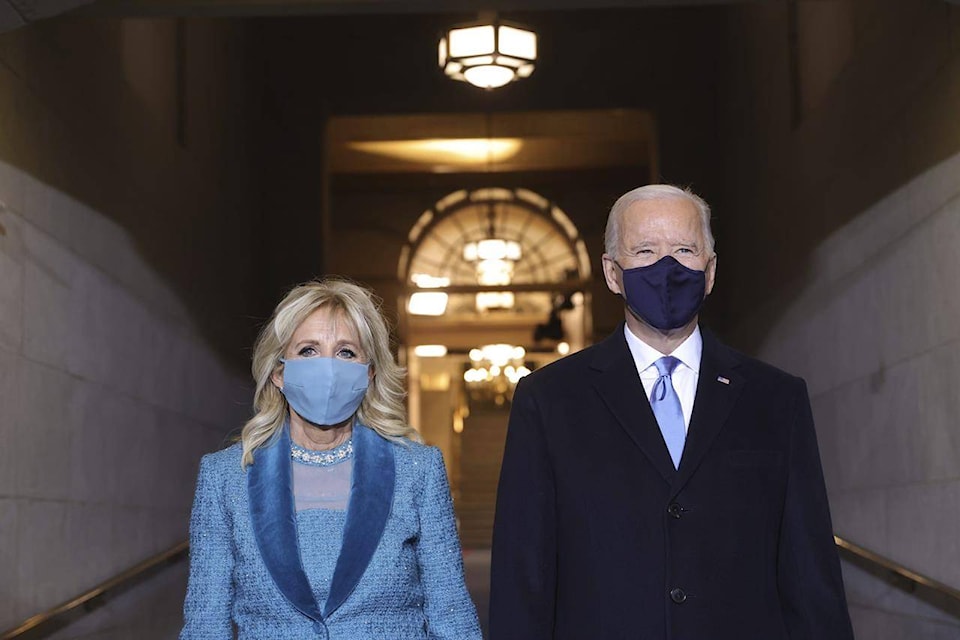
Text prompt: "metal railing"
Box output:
[[0, 541, 189, 640], [834, 535, 960, 618], [2, 536, 959, 638]]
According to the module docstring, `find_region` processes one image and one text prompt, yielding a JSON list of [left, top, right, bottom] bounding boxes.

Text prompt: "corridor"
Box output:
[[2, 1, 960, 639]]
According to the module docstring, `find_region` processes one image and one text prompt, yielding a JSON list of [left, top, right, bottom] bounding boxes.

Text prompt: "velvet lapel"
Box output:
[[590, 327, 676, 484], [323, 423, 396, 618], [247, 422, 324, 624], [670, 329, 744, 497]]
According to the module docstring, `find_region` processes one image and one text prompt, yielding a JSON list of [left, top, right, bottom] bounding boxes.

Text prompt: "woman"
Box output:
[[180, 278, 482, 639]]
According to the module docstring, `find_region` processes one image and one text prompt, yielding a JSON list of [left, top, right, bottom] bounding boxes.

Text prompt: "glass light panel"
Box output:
[[463, 242, 478, 261], [463, 65, 515, 89], [470, 187, 513, 201], [477, 258, 513, 285], [481, 344, 517, 367], [494, 55, 524, 69], [408, 292, 448, 316], [475, 291, 515, 311], [498, 26, 537, 60], [414, 344, 448, 357], [477, 239, 508, 260], [459, 55, 495, 66], [552, 206, 579, 239], [515, 188, 548, 208], [438, 38, 448, 66], [505, 241, 522, 261], [448, 25, 495, 58], [517, 64, 535, 78], [444, 61, 463, 75], [411, 273, 450, 288]]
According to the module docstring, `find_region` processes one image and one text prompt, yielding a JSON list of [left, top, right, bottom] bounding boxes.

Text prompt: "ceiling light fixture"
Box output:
[[439, 17, 537, 89]]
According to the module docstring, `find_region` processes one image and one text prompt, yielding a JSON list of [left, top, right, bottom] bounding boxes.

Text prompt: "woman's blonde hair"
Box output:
[[239, 277, 419, 468]]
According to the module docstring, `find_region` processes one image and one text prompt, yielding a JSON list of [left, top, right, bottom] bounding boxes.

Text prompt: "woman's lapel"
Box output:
[[247, 422, 324, 624], [323, 423, 396, 618]]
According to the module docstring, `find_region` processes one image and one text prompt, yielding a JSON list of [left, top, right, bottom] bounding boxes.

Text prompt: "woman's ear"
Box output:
[[271, 364, 284, 391], [368, 364, 375, 382]]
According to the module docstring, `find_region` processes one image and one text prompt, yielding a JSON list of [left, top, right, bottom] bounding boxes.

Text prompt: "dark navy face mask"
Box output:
[[616, 256, 707, 331]]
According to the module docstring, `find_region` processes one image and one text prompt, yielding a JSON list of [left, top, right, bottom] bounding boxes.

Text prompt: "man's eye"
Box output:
[[298, 346, 317, 356], [676, 247, 694, 254]]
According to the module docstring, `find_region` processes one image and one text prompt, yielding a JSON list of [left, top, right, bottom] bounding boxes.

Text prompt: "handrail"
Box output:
[[0, 540, 189, 640], [3, 535, 959, 638], [834, 535, 960, 617]]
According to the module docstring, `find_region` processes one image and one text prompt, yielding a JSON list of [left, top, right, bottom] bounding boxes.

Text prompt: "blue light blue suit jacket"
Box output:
[[179, 423, 482, 639]]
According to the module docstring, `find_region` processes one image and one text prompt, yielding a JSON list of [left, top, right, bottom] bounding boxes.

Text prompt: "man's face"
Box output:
[[602, 197, 716, 298]]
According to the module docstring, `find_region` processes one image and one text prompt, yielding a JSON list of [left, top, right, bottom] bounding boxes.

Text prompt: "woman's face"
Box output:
[[271, 307, 371, 389]]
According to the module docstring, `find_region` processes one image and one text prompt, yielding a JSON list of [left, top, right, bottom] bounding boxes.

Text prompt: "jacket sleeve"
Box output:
[[489, 378, 557, 640], [179, 454, 235, 640], [416, 447, 483, 640], [777, 379, 854, 639]]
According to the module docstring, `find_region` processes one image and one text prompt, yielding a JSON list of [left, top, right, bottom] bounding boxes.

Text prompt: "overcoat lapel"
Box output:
[[671, 329, 744, 496], [247, 422, 324, 624], [590, 329, 676, 484], [324, 423, 396, 618]]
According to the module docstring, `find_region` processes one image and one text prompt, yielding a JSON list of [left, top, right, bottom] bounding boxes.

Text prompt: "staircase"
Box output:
[[456, 407, 510, 549]]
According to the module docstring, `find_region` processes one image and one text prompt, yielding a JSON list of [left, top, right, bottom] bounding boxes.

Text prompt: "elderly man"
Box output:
[[489, 185, 853, 640]]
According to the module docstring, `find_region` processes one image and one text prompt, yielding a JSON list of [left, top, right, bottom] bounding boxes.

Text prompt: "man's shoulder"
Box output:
[[707, 333, 805, 392], [520, 338, 609, 390]]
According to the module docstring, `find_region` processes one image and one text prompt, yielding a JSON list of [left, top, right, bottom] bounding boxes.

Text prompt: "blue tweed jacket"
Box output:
[[179, 423, 482, 639]]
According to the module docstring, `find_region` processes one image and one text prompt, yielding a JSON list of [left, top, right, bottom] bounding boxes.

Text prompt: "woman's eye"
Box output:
[[298, 346, 317, 357], [337, 348, 357, 360]]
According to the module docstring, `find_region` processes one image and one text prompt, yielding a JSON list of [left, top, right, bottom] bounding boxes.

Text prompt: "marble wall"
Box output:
[[0, 17, 257, 635], [717, 1, 960, 635]]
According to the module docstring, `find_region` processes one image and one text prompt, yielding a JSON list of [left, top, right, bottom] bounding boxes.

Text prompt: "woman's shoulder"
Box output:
[[198, 441, 244, 475], [388, 438, 448, 491], [389, 436, 440, 464]]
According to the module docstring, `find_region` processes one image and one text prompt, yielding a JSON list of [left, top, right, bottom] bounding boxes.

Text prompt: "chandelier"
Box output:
[[439, 18, 537, 89], [463, 343, 531, 405]]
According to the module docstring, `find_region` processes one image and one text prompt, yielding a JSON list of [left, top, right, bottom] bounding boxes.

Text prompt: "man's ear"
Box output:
[[704, 253, 717, 296], [601, 254, 623, 296]]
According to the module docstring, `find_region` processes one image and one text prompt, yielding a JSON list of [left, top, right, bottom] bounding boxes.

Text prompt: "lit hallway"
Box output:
[[3, 1, 960, 639]]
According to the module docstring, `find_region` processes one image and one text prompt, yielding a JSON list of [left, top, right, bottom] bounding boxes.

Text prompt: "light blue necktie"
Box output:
[[651, 356, 685, 469]]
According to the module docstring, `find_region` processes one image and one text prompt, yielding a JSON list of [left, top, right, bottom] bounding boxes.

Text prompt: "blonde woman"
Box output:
[[180, 278, 481, 640]]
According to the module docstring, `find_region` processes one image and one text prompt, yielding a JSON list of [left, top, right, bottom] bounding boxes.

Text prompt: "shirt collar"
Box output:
[[623, 323, 703, 375]]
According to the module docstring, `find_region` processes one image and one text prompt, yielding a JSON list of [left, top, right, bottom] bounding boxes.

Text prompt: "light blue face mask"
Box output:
[[279, 357, 370, 426]]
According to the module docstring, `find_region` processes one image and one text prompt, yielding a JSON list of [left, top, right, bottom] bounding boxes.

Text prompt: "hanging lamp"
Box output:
[[439, 17, 537, 89]]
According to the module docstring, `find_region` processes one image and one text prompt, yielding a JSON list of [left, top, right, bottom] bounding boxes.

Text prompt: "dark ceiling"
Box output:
[[0, 0, 739, 31]]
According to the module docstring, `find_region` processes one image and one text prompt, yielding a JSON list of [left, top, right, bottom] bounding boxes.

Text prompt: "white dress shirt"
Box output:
[[623, 324, 703, 433]]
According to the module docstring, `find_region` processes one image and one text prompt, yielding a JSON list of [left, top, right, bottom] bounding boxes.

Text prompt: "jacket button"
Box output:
[[670, 587, 687, 604], [313, 620, 328, 639], [667, 502, 683, 519]]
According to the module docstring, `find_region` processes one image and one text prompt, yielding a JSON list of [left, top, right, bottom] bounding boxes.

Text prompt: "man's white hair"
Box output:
[[604, 184, 715, 259]]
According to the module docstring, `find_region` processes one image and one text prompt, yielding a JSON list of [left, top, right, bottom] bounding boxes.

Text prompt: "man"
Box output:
[[489, 185, 853, 640]]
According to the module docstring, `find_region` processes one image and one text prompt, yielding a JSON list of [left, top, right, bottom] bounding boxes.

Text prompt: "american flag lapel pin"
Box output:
[[717, 376, 730, 385]]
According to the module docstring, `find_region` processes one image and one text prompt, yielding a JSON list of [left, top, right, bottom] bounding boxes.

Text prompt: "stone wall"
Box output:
[[0, 17, 258, 635], [716, 1, 960, 635]]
